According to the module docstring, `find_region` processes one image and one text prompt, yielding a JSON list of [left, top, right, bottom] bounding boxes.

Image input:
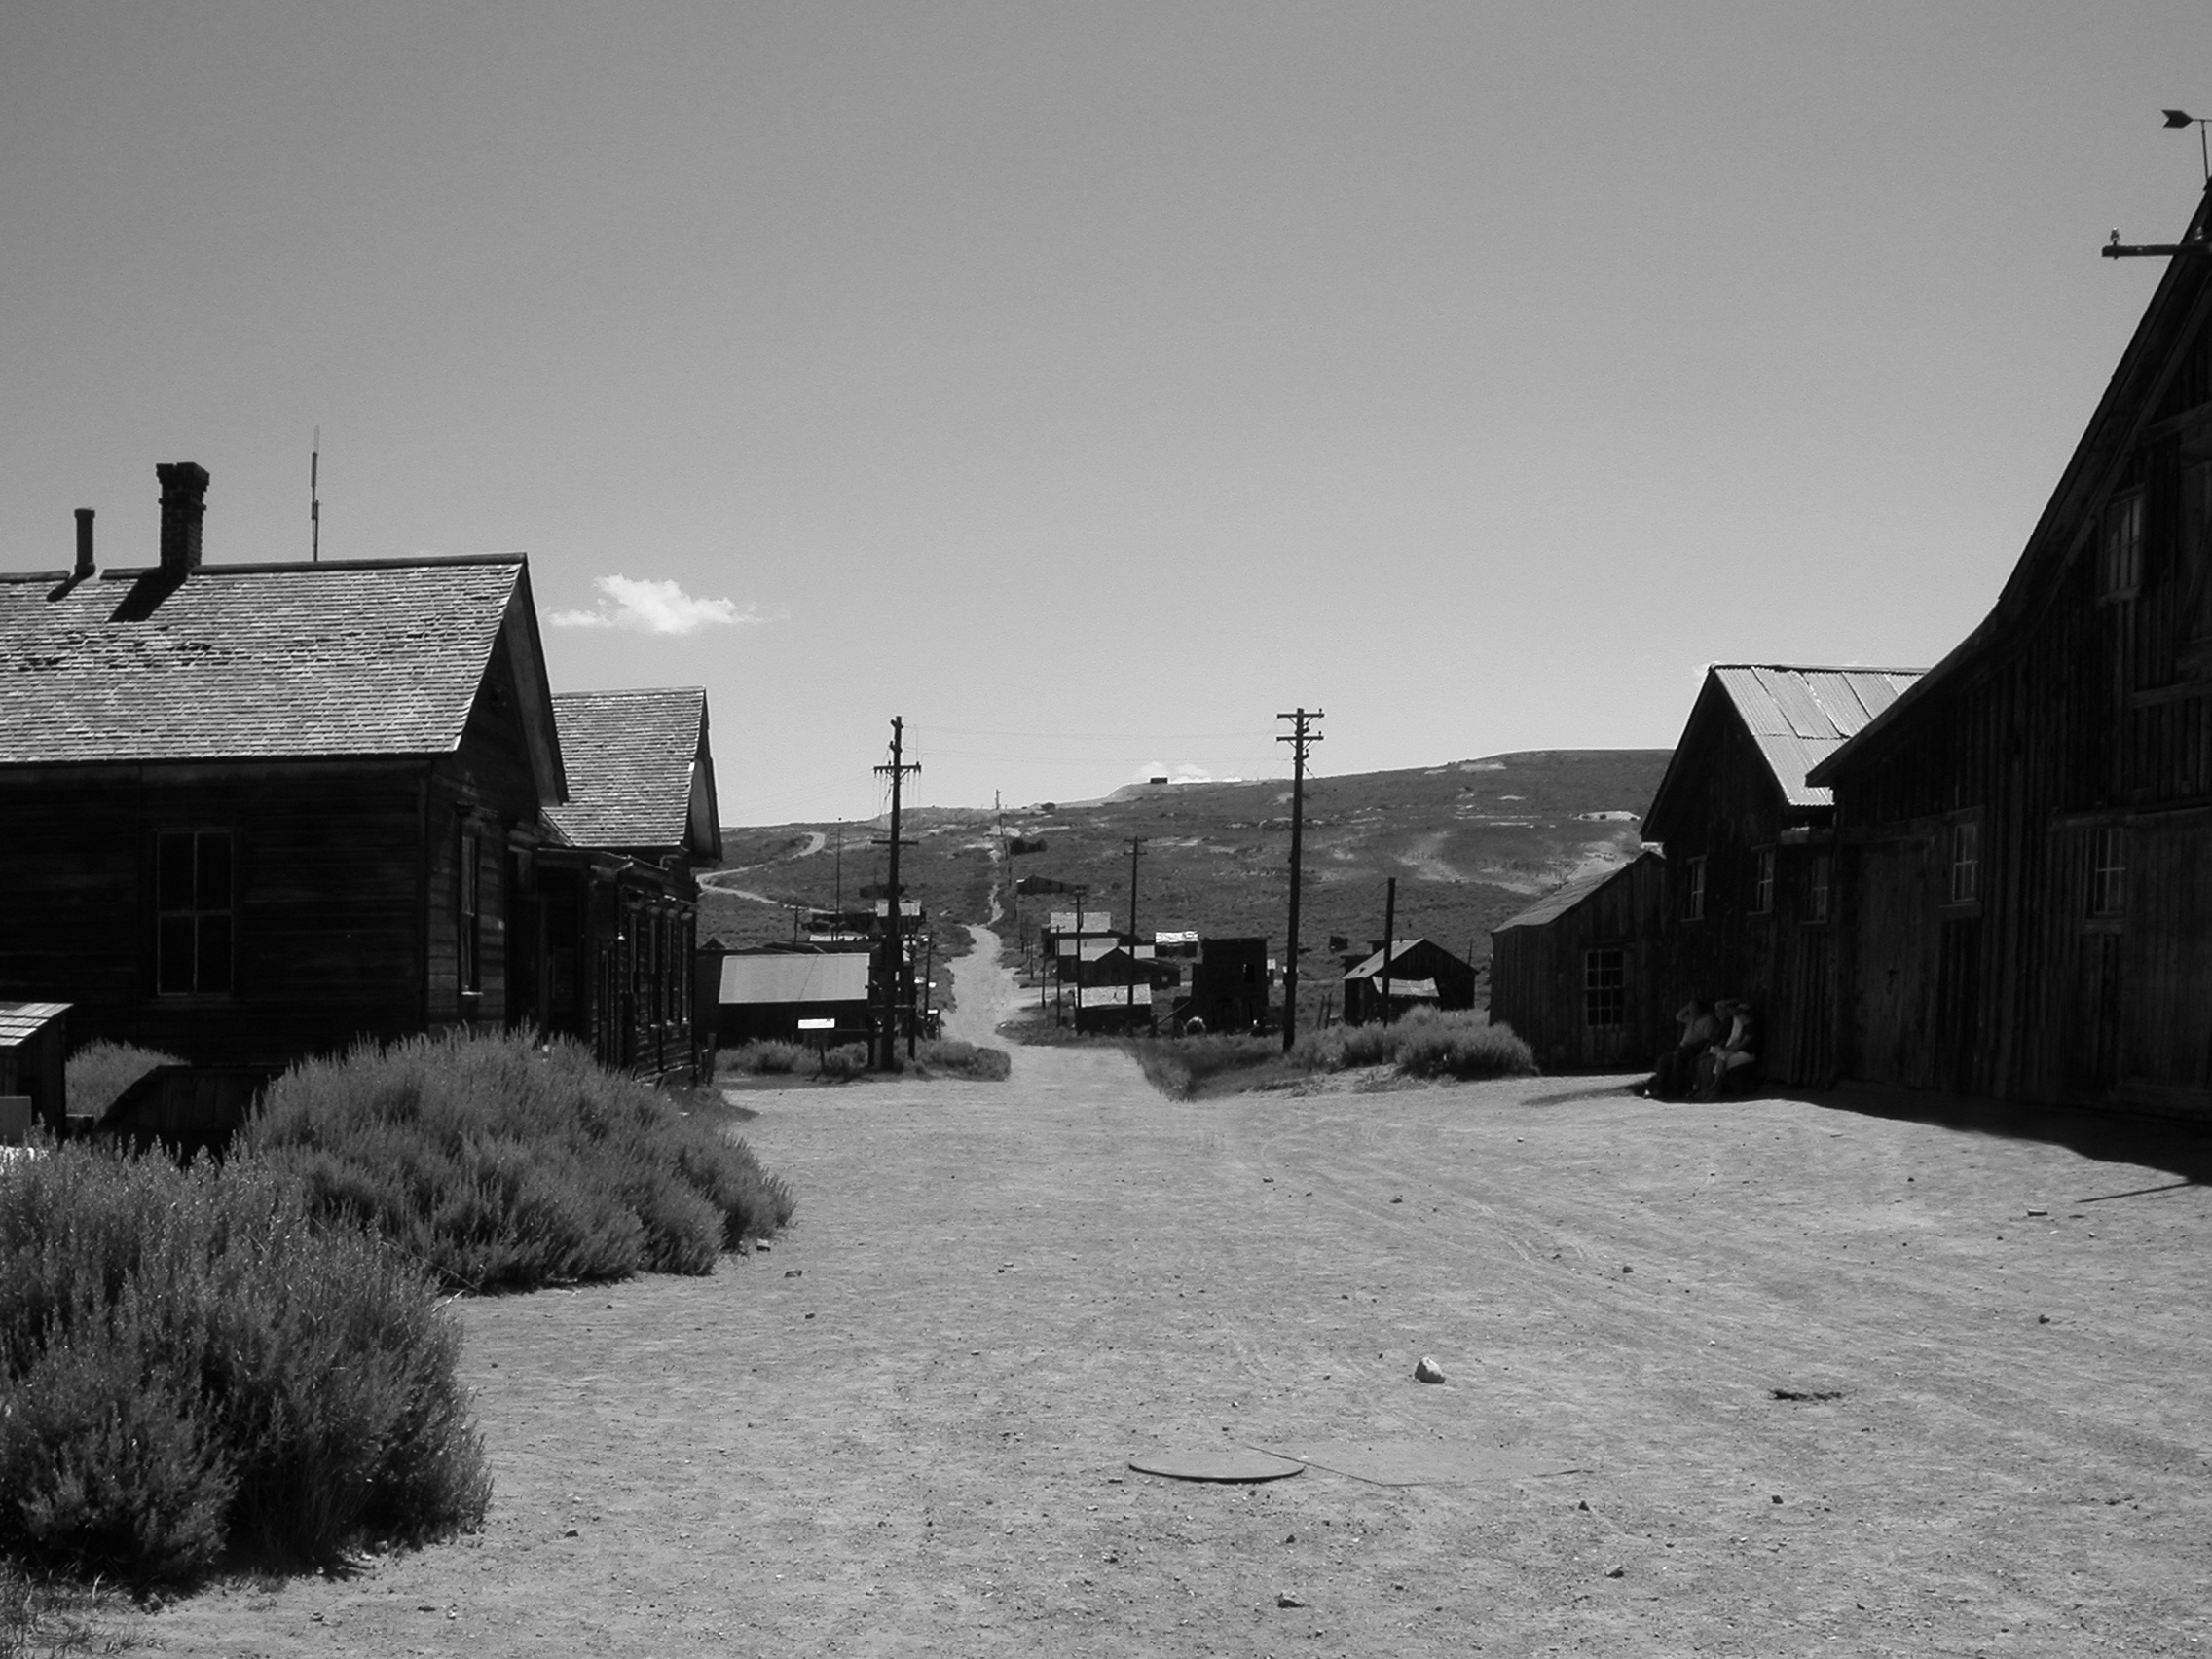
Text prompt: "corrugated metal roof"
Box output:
[[0, 559, 530, 765], [0, 1002, 69, 1047], [545, 687, 705, 851], [1712, 666, 1924, 809], [1342, 940, 1420, 981], [1493, 857, 1650, 932], [717, 953, 871, 1007]]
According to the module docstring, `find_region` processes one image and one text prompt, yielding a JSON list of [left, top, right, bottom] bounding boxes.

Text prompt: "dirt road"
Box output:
[[142, 929, 2210, 1656]]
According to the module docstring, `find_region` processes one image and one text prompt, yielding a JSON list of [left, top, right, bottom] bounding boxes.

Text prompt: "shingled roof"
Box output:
[[546, 687, 715, 855], [0, 555, 563, 793]]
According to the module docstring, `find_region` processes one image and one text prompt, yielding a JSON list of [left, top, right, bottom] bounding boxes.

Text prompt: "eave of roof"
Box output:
[[1810, 182, 2212, 786], [1493, 853, 1657, 932], [544, 686, 708, 851]]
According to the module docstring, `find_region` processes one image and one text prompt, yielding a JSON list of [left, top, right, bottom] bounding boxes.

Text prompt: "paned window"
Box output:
[[2090, 827, 2127, 917], [1583, 948, 1625, 1030], [156, 830, 234, 995], [1808, 853, 1832, 924], [1683, 856, 1706, 922], [2102, 492, 2144, 598], [458, 830, 482, 997], [1948, 820, 1979, 906], [1752, 847, 1776, 915]]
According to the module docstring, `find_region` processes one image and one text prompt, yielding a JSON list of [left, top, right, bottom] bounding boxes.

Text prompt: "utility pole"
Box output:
[[1125, 836, 1146, 1027], [1379, 875, 1396, 1025], [1276, 708, 1323, 1051], [871, 719, 920, 1070]]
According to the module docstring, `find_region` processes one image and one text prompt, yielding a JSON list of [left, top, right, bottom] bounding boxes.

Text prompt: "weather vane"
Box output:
[[2104, 109, 2212, 260]]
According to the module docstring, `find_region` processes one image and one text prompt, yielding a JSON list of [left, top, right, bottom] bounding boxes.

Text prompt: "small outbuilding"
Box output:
[[1340, 938, 1478, 1026], [1488, 854, 1666, 1071], [705, 947, 873, 1048]]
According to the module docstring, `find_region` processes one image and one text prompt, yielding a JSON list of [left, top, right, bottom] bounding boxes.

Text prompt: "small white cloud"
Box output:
[[548, 574, 756, 636]]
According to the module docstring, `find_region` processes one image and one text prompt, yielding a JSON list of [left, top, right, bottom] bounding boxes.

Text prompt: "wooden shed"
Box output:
[[0, 1001, 68, 1140], [1341, 938, 1477, 1026], [1641, 666, 1922, 1086], [1810, 182, 2212, 1118], [1489, 853, 1666, 1071]]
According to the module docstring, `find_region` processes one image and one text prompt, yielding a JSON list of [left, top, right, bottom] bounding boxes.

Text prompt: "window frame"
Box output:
[[1582, 947, 1626, 1031], [1807, 851, 1832, 925], [458, 827, 483, 1000], [1751, 846, 1776, 916], [2089, 825, 2127, 919], [2101, 490, 2144, 601], [1682, 856, 1707, 922], [1946, 817, 1981, 909], [154, 829, 237, 997]]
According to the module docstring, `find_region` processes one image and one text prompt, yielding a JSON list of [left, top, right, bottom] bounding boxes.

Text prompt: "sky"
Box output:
[[4, 3, 2209, 825]]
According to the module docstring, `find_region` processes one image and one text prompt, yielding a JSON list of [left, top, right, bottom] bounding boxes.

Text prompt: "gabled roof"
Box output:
[[1342, 938, 1466, 981], [1710, 665, 1923, 810], [0, 554, 563, 796], [1493, 852, 1658, 933], [1641, 665, 1923, 837], [1812, 183, 2212, 785], [546, 687, 717, 855]]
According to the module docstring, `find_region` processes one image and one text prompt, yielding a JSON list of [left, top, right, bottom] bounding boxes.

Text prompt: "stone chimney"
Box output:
[[73, 508, 93, 577], [156, 462, 208, 573]]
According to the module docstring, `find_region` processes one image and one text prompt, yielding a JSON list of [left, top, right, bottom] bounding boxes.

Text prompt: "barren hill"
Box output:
[[700, 750, 1670, 1014]]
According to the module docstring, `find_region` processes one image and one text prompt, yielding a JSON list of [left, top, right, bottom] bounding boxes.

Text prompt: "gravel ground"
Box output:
[[132, 927, 2211, 1657]]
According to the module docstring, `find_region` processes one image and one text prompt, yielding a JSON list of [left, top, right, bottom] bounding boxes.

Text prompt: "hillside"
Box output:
[[699, 748, 1671, 1023]]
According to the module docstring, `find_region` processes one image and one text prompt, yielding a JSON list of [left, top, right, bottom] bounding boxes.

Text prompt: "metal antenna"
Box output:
[[310, 426, 321, 562]]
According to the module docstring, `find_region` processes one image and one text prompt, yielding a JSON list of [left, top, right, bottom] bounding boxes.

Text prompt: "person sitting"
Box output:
[[1695, 999, 1759, 1098], [1645, 997, 1716, 1100]]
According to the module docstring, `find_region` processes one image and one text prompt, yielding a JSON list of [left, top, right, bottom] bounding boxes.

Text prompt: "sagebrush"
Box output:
[[242, 1032, 795, 1291], [1130, 1010, 1535, 1100], [0, 1146, 490, 1584], [62, 1040, 181, 1121]]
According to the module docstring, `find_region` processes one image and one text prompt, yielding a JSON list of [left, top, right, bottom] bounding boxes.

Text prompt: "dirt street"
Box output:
[[141, 928, 2210, 1657]]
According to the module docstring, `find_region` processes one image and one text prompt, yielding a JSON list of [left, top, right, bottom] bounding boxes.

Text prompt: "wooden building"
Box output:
[[1641, 666, 1921, 1086], [700, 947, 872, 1048], [1489, 853, 1666, 1070], [543, 688, 722, 1078], [1810, 184, 2212, 1117], [0, 462, 717, 1084], [1340, 938, 1477, 1026]]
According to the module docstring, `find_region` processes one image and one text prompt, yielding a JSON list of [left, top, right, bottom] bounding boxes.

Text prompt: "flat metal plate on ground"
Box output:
[[1256, 1439, 1586, 1487], [1127, 1449, 1308, 1483]]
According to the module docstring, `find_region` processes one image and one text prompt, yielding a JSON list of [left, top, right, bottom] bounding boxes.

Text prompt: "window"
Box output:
[[156, 830, 234, 994], [1583, 949, 1625, 1029], [1752, 847, 1776, 915], [1682, 856, 1706, 921], [2090, 827, 2127, 917], [1808, 853, 1832, 924], [2101, 492, 2144, 598], [458, 830, 482, 998], [1948, 819, 1979, 906]]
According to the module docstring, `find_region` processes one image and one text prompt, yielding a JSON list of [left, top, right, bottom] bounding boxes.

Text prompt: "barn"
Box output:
[[1488, 853, 1666, 1071], [1340, 937, 1477, 1026], [1641, 666, 1922, 1086], [1811, 184, 2212, 1117]]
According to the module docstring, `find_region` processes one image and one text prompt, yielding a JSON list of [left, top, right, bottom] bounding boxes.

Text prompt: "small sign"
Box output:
[[796, 1017, 836, 1031]]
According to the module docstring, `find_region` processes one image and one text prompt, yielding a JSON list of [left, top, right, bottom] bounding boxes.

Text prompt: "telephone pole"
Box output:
[[1276, 707, 1323, 1051], [1124, 835, 1147, 1025], [1379, 875, 1397, 1025], [872, 718, 921, 1070]]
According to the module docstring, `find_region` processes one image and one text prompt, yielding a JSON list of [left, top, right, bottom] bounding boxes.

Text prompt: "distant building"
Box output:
[[1490, 853, 1666, 1071], [1173, 937, 1269, 1034], [702, 947, 873, 1048], [1339, 938, 1477, 1026]]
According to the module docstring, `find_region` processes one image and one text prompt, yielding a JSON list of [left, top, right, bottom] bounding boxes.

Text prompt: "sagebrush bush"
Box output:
[[0, 1146, 490, 1583], [1131, 1012, 1535, 1099], [1378, 1008, 1537, 1080], [719, 1041, 804, 1077], [63, 1040, 182, 1121], [240, 1032, 795, 1291], [815, 1044, 869, 1083]]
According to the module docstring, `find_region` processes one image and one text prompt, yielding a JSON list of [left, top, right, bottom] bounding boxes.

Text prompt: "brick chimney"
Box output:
[[156, 462, 208, 573], [73, 508, 93, 577]]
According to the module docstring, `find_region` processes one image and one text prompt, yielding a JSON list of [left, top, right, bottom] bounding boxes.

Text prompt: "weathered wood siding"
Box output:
[[0, 758, 430, 1062], [1829, 298, 2212, 1118], [1490, 855, 1666, 1071]]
